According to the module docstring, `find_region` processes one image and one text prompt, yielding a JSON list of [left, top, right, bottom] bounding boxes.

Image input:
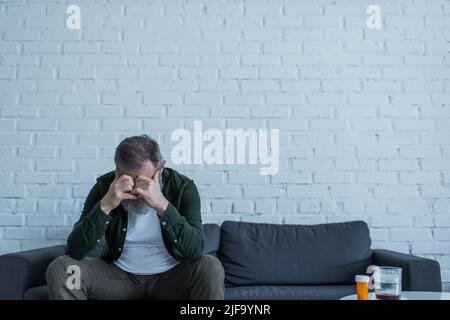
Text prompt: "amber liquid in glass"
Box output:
[[376, 293, 401, 300], [376, 279, 401, 300]]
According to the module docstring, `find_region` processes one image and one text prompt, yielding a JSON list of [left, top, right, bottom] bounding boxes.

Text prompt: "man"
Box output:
[[46, 135, 225, 300]]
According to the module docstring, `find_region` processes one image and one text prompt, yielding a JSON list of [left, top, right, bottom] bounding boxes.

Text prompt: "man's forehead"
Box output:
[[116, 161, 156, 179]]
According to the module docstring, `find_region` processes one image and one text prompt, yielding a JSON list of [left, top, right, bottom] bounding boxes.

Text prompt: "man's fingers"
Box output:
[[121, 192, 138, 200], [117, 174, 133, 183], [134, 178, 149, 190], [135, 187, 145, 196], [121, 184, 134, 193], [118, 179, 134, 191], [136, 175, 151, 183], [129, 186, 137, 195]]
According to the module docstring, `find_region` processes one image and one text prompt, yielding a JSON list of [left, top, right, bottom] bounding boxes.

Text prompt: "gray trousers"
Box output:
[[46, 254, 225, 300]]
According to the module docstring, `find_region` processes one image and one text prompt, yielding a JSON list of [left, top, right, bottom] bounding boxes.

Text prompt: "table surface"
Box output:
[[341, 291, 450, 300]]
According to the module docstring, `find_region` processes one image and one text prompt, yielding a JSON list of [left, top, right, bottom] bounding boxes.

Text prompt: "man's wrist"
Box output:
[[156, 198, 170, 216], [100, 198, 113, 215]]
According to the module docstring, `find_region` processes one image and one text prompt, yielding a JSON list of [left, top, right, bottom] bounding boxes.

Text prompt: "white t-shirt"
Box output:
[[114, 208, 180, 275]]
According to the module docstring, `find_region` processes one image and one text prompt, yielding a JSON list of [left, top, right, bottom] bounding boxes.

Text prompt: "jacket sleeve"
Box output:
[[66, 182, 113, 260], [159, 180, 204, 261]]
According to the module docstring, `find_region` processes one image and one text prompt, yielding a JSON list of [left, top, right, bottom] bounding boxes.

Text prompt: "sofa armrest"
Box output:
[[0, 245, 66, 299], [372, 249, 442, 292]]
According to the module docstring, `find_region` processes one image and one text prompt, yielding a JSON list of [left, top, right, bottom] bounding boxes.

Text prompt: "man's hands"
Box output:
[[133, 170, 169, 215], [100, 175, 138, 215], [100, 165, 169, 216]]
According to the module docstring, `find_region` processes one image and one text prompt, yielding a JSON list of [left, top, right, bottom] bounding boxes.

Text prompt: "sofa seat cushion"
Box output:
[[24, 285, 49, 300], [225, 285, 356, 300], [220, 220, 372, 286]]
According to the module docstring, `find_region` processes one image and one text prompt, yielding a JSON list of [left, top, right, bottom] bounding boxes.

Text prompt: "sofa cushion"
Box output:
[[219, 220, 372, 286], [24, 285, 49, 300], [225, 285, 356, 300]]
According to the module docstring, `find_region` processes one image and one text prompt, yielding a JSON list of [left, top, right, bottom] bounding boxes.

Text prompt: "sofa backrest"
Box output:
[[219, 220, 373, 287]]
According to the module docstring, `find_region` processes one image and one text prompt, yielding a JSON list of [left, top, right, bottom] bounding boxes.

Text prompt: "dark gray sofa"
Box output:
[[0, 220, 442, 300]]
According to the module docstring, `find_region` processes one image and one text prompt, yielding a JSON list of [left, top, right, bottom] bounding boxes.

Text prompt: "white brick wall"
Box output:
[[0, 0, 449, 288]]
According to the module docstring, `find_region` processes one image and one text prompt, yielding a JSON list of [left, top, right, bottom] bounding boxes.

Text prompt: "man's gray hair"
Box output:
[[114, 135, 162, 172]]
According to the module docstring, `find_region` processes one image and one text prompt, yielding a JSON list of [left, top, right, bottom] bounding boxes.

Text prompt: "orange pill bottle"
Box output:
[[355, 275, 369, 300]]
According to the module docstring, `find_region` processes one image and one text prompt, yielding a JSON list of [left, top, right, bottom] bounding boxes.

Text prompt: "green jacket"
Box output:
[[66, 168, 204, 262]]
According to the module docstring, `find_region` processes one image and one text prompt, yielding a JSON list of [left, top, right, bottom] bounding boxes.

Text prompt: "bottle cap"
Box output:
[[355, 275, 370, 283]]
